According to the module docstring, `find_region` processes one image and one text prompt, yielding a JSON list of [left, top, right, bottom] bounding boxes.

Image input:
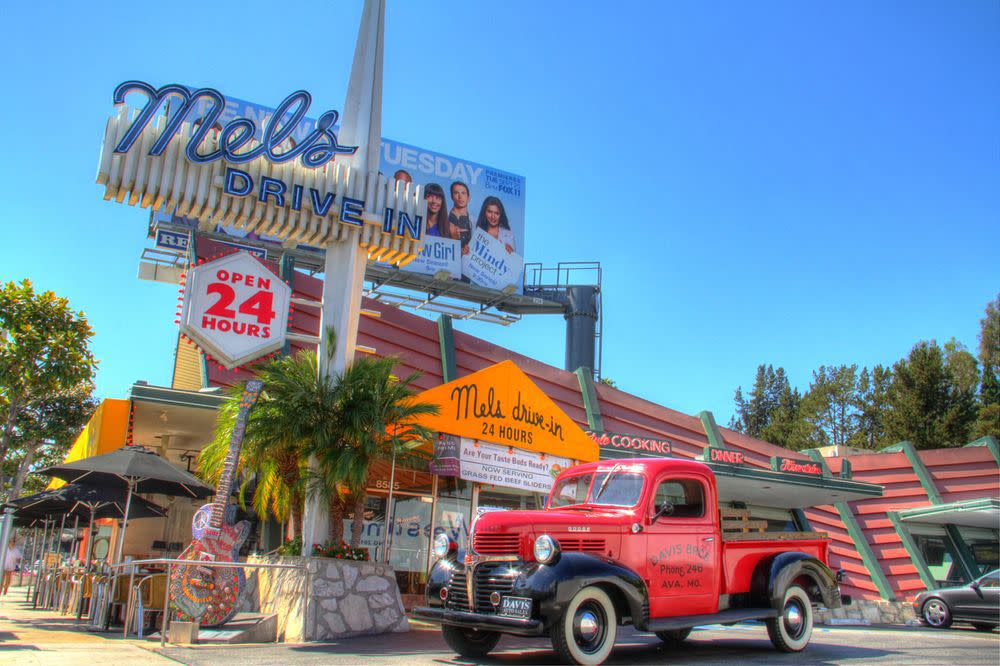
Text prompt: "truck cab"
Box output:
[[414, 457, 877, 665]]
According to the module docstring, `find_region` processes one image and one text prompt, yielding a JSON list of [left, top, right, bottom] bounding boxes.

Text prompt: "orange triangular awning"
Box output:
[[413, 360, 599, 463]]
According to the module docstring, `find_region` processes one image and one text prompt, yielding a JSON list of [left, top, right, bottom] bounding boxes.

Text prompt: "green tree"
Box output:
[[850, 365, 892, 449], [730, 365, 794, 438], [884, 341, 977, 448], [759, 381, 806, 450], [2, 385, 97, 499], [200, 351, 325, 539], [797, 365, 860, 449], [0, 279, 97, 496], [200, 349, 439, 551], [310, 354, 438, 549], [973, 294, 1000, 439]]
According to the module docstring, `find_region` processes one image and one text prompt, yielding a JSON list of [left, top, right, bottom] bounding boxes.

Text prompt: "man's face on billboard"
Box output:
[[451, 184, 469, 208]]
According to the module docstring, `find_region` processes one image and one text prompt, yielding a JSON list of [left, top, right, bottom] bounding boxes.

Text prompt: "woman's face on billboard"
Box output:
[[426, 192, 443, 214], [485, 203, 501, 227]]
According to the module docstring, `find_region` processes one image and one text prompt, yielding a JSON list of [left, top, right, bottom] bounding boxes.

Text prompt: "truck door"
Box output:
[[644, 475, 718, 617]]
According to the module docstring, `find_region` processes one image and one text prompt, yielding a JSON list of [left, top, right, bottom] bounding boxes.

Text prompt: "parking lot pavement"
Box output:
[[0, 587, 176, 666], [3, 588, 996, 666], [158, 622, 999, 666]]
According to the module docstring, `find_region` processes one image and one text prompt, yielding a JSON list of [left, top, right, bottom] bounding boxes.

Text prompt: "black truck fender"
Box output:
[[750, 551, 842, 611], [512, 552, 649, 631]]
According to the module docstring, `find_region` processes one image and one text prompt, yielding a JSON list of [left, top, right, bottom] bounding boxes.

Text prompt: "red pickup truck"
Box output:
[[414, 457, 850, 665]]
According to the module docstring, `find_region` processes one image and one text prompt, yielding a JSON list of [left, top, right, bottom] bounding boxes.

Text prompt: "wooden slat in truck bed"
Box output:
[[722, 530, 828, 542]]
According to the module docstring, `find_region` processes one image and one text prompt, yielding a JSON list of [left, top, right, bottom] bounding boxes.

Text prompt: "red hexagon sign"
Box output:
[[179, 252, 291, 369]]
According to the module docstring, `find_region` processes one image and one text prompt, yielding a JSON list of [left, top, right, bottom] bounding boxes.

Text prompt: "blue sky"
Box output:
[[1, 1, 997, 425]]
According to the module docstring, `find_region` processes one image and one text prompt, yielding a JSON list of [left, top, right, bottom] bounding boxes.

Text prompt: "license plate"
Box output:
[[499, 595, 532, 619]]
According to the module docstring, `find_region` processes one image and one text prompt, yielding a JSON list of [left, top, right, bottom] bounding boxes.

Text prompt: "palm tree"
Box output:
[[309, 354, 439, 549], [200, 348, 439, 552], [199, 350, 335, 539]]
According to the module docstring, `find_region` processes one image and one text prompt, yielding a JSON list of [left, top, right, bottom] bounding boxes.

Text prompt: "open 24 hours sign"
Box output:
[[179, 251, 291, 369]]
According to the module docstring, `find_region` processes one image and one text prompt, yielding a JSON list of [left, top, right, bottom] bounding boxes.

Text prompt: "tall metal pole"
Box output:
[[114, 479, 136, 563], [301, 0, 387, 555], [56, 514, 67, 559], [69, 515, 80, 561], [383, 448, 397, 564], [25, 526, 38, 601], [0, 506, 14, 582]]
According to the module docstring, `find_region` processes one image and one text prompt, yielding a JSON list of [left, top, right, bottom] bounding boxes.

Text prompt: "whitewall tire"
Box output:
[[766, 585, 813, 652], [551, 586, 618, 665]]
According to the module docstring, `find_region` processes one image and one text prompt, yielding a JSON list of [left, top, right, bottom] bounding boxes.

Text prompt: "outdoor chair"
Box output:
[[124, 573, 167, 639]]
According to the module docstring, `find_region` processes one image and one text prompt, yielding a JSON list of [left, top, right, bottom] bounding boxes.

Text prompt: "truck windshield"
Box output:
[[589, 472, 644, 506], [549, 474, 593, 508], [548, 472, 645, 508]]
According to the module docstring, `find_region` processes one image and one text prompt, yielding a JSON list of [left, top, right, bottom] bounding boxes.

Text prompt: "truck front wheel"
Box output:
[[441, 625, 501, 658], [766, 585, 813, 652], [551, 586, 618, 665]]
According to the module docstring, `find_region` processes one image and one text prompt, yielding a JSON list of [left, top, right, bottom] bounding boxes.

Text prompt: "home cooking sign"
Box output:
[[97, 81, 425, 265]]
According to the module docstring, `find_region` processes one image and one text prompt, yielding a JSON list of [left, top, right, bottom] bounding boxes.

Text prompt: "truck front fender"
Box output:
[[751, 552, 842, 610], [513, 552, 649, 631]]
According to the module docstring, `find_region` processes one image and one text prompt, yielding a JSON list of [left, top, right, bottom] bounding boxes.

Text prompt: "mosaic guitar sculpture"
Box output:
[[169, 379, 263, 627]]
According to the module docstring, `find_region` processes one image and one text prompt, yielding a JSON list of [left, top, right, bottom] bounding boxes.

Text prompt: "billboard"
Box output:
[[160, 88, 527, 293]]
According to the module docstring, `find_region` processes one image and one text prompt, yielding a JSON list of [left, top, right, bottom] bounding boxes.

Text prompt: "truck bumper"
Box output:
[[412, 606, 545, 637]]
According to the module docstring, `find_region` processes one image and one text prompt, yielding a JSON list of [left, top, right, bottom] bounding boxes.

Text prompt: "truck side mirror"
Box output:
[[654, 502, 675, 522]]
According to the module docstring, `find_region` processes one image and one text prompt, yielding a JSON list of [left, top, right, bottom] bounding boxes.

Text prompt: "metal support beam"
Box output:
[[437, 316, 457, 383], [564, 286, 597, 375], [575, 367, 604, 431], [698, 411, 727, 450], [897, 441, 944, 505]]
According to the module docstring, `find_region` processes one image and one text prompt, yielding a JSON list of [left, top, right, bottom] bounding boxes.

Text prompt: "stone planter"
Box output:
[[244, 555, 409, 642], [815, 599, 918, 626]]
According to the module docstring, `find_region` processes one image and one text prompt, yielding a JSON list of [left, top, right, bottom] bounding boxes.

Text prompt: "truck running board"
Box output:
[[645, 608, 778, 632]]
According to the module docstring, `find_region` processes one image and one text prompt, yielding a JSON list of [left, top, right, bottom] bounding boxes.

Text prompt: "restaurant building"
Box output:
[[57, 235, 998, 617], [47, 237, 1000, 616]]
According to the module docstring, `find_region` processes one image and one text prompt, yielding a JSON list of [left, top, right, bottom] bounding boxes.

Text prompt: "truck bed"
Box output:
[[718, 507, 830, 594], [721, 537, 830, 595]]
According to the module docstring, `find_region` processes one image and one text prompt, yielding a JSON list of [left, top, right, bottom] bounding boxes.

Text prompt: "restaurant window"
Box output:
[[911, 530, 965, 586], [477, 484, 546, 513], [957, 527, 1000, 576], [433, 476, 472, 555]]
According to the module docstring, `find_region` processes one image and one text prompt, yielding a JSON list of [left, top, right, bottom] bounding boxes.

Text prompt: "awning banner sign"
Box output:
[[458, 438, 572, 494], [430, 434, 461, 477]]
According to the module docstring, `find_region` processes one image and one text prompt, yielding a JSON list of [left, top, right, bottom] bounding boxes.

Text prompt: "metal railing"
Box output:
[[106, 558, 309, 647]]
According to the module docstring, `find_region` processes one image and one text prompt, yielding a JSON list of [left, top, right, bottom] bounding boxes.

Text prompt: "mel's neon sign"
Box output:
[[112, 81, 358, 169], [98, 81, 427, 261]]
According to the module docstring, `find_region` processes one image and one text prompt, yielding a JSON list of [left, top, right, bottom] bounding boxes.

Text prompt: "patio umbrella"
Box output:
[[11, 484, 167, 522], [10, 484, 167, 562], [38, 445, 213, 563]]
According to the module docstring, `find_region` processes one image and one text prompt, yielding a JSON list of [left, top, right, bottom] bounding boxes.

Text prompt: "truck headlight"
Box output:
[[433, 533, 454, 559], [533, 534, 560, 564]]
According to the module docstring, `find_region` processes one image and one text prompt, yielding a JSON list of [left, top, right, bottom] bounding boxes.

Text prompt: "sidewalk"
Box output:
[[0, 585, 178, 665]]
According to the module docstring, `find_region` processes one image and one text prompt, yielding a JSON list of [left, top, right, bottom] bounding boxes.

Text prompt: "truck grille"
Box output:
[[560, 538, 606, 554], [446, 569, 470, 611], [474, 562, 518, 614], [473, 533, 520, 555]]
